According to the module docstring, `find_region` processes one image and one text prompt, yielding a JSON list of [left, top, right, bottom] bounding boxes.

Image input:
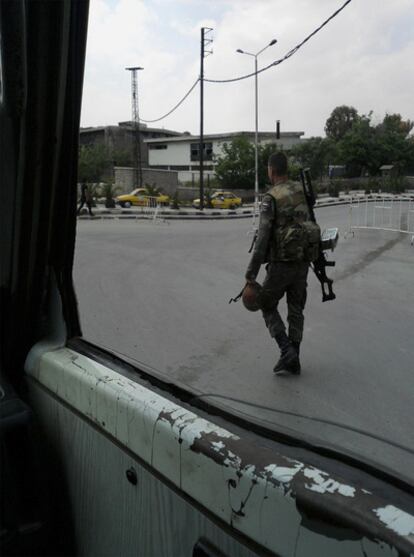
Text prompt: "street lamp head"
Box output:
[[236, 49, 244, 54], [125, 66, 144, 71], [269, 39, 277, 46]]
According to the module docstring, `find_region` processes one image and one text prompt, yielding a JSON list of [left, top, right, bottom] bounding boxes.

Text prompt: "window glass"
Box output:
[[149, 144, 167, 150], [191, 143, 213, 161], [75, 0, 414, 485]]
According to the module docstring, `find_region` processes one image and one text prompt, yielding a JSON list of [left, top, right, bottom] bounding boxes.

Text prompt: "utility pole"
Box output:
[[199, 27, 213, 210], [126, 66, 144, 188]]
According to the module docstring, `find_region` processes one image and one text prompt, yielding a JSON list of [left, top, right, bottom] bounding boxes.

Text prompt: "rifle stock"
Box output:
[[300, 168, 336, 302]]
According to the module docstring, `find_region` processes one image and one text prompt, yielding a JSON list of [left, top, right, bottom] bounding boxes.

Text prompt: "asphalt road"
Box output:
[[74, 205, 414, 484]]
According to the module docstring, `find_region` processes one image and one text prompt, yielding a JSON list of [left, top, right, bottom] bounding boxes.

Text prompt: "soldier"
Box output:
[[245, 152, 314, 375]]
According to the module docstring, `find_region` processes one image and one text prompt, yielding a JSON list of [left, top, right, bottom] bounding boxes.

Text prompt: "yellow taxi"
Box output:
[[116, 188, 170, 208], [193, 191, 243, 210]]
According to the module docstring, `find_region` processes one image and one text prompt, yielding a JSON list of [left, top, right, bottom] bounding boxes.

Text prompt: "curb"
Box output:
[[78, 212, 254, 221], [78, 209, 255, 221], [78, 196, 413, 221]]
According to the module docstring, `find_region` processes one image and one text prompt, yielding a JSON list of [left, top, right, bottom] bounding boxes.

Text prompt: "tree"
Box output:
[[374, 113, 414, 172], [325, 105, 359, 141], [337, 112, 414, 176], [101, 183, 121, 208], [214, 137, 255, 190], [338, 114, 380, 176], [291, 137, 338, 180], [112, 149, 133, 167], [78, 144, 112, 183], [215, 137, 306, 190], [378, 113, 413, 137]]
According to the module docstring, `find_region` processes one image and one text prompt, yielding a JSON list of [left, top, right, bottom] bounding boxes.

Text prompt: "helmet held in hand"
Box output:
[[242, 281, 262, 312]]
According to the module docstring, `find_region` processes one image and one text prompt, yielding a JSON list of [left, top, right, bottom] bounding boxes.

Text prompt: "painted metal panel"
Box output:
[[25, 348, 414, 556]]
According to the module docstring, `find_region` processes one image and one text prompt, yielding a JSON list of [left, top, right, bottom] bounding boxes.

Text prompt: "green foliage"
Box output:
[[214, 137, 255, 190], [291, 137, 338, 179], [379, 113, 413, 137], [215, 137, 290, 191], [144, 183, 161, 196], [78, 144, 112, 183], [381, 175, 407, 194], [328, 179, 341, 197], [374, 114, 414, 172], [325, 105, 359, 141], [205, 187, 214, 208], [87, 183, 102, 200], [336, 112, 414, 177], [101, 182, 121, 199], [112, 149, 133, 166], [338, 113, 380, 176], [100, 182, 121, 208], [171, 190, 180, 210], [287, 159, 302, 181], [212, 109, 414, 194], [78, 145, 134, 183]]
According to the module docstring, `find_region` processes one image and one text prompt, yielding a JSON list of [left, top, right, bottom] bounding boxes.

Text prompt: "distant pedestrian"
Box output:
[[77, 183, 94, 216]]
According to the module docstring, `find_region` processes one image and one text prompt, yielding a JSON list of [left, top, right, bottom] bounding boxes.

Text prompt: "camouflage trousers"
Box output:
[[257, 261, 309, 343]]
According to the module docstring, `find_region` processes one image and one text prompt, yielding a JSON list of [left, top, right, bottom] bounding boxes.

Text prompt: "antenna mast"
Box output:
[[126, 66, 144, 188]]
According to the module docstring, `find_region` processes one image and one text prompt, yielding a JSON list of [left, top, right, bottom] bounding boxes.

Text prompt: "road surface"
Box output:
[[74, 205, 414, 484]]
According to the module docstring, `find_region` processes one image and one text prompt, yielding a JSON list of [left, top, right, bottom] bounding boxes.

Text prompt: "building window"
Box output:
[[149, 144, 168, 150], [190, 142, 213, 161]]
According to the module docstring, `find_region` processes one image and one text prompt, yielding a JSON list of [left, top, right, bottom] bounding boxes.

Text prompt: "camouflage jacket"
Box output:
[[245, 180, 311, 281]]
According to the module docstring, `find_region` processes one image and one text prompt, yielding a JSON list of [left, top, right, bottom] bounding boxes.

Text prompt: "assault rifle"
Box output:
[[300, 168, 337, 302]]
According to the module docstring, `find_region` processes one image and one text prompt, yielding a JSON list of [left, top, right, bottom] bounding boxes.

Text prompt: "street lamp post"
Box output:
[[236, 39, 277, 226]]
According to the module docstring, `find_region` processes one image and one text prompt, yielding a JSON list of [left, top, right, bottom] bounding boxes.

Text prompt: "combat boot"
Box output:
[[273, 332, 300, 375]]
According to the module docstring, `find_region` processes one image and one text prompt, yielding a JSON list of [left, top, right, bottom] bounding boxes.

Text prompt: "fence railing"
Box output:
[[346, 196, 414, 244], [142, 197, 161, 222]]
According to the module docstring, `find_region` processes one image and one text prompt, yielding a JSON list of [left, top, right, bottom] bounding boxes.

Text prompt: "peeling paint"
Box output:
[[26, 347, 414, 557], [303, 467, 356, 497], [212, 441, 226, 451], [264, 463, 304, 484], [373, 505, 414, 537]]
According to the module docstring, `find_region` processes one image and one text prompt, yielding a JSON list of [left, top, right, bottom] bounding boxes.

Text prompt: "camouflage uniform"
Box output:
[[245, 180, 311, 344]]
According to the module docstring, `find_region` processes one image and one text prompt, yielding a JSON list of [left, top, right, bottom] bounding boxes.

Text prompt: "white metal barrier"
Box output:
[[346, 196, 414, 244], [142, 197, 161, 222]]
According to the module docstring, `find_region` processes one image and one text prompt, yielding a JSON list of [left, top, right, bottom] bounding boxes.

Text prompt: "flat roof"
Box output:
[[144, 131, 304, 143], [80, 124, 183, 136]]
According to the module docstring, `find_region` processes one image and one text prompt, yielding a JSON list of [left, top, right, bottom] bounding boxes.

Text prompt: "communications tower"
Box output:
[[125, 66, 144, 188]]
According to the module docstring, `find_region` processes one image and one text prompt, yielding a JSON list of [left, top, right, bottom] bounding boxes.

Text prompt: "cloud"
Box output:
[[81, 0, 414, 137]]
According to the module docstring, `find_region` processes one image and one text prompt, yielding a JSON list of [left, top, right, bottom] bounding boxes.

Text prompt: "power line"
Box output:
[[138, 0, 352, 123], [205, 0, 352, 84], [140, 79, 199, 123]]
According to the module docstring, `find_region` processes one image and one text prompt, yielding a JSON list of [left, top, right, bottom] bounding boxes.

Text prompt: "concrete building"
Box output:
[[79, 121, 183, 167], [145, 130, 305, 183]]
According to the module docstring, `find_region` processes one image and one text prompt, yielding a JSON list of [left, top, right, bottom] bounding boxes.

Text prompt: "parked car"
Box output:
[[192, 191, 243, 210], [116, 188, 170, 208]]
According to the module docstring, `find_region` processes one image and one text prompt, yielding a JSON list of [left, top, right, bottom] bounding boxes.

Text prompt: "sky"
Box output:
[[80, 0, 414, 138]]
